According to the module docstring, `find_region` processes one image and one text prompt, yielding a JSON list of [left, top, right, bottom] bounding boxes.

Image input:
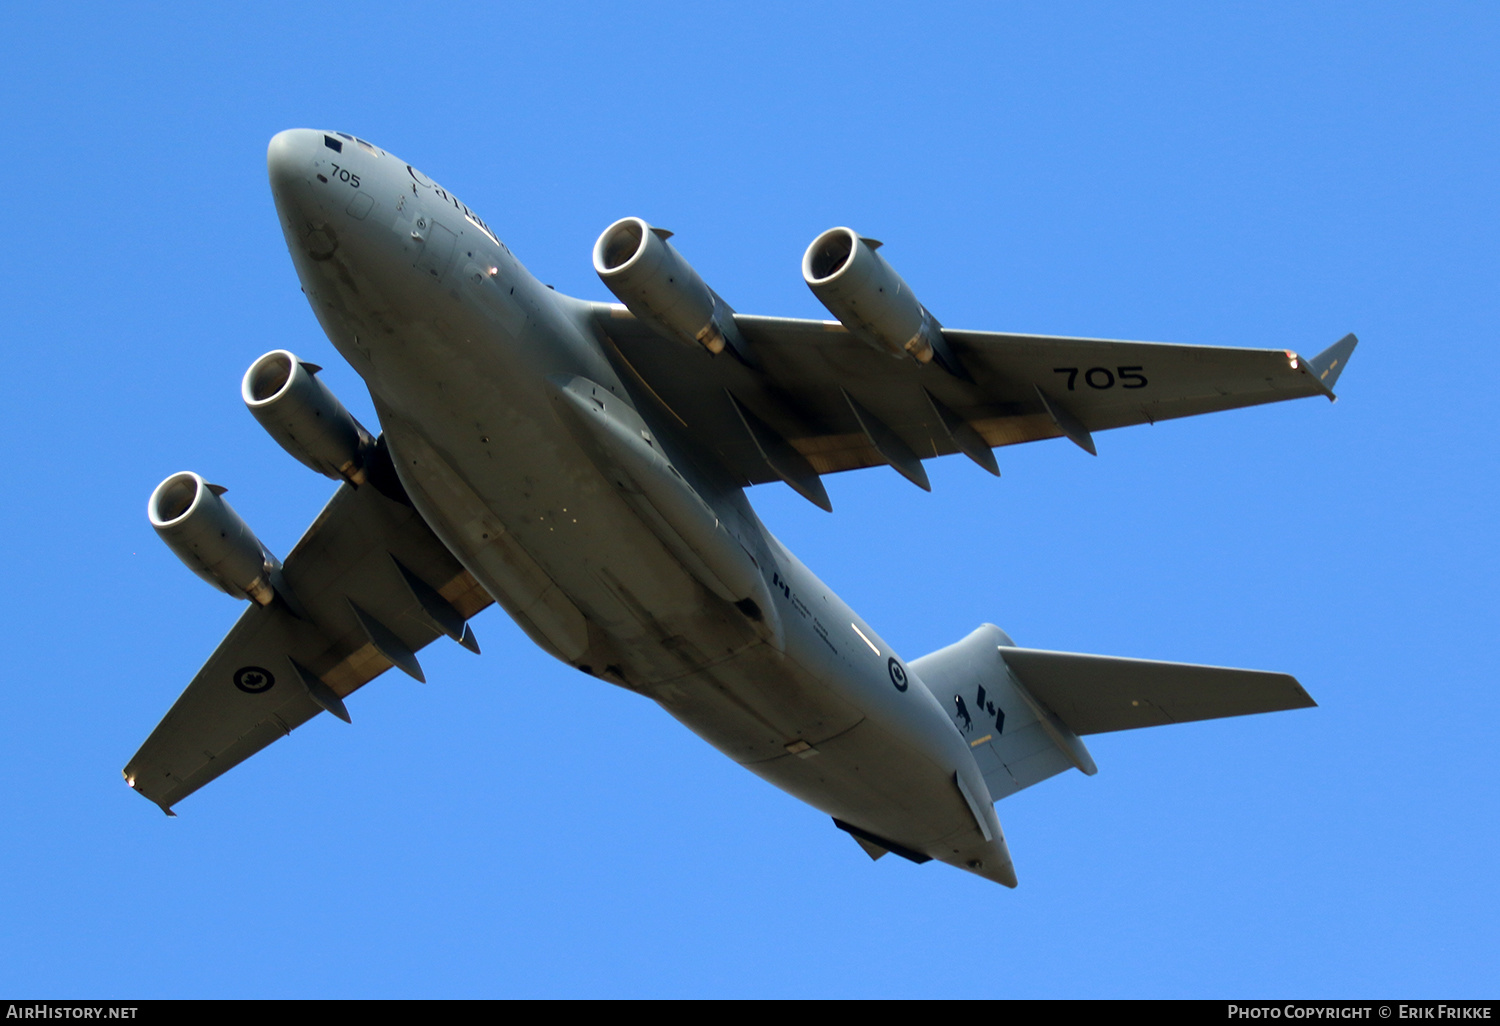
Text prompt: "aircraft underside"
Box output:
[[322, 258, 1019, 885], [127, 129, 1341, 889]]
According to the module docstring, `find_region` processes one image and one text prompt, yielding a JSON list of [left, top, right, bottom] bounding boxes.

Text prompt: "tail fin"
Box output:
[[914, 625, 1316, 804]]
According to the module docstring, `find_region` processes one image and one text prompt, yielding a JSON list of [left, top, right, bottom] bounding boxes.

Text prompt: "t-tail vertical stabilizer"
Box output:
[[914, 625, 1097, 806]]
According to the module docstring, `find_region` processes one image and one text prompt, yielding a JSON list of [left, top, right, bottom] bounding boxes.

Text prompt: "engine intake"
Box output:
[[593, 217, 738, 356], [148, 471, 280, 605], [802, 227, 945, 366], [243, 350, 373, 484]]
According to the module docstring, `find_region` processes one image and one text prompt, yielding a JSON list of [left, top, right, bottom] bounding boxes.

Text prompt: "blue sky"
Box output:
[[1, 3, 1495, 998]]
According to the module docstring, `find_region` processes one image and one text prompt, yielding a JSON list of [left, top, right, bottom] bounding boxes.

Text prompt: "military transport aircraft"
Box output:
[[128, 129, 1356, 887]]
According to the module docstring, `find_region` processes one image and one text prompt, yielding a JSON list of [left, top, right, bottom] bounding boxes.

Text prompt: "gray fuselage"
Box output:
[[265, 129, 1012, 885]]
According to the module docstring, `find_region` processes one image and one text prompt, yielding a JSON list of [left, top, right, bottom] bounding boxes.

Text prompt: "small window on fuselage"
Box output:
[[323, 134, 343, 153]]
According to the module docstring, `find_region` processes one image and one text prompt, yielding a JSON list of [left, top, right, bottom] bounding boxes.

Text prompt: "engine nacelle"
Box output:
[[148, 471, 281, 605], [242, 350, 373, 484], [593, 217, 735, 355], [802, 227, 944, 364]]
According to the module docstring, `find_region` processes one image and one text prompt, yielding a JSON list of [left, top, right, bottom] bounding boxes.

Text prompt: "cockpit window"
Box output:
[[355, 138, 381, 157], [323, 134, 343, 153], [336, 132, 354, 141]]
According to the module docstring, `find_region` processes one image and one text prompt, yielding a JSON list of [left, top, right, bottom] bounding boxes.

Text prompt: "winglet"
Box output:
[[1305, 333, 1358, 398]]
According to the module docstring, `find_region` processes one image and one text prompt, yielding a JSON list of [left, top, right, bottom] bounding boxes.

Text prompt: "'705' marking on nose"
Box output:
[[326, 164, 361, 188]]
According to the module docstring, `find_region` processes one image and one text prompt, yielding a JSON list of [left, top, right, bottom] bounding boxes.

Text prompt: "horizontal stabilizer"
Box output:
[[997, 647, 1316, 736], [915, 625, 1316, 806]]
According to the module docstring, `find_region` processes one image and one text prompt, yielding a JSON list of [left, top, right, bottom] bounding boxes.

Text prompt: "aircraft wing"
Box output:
[[125, 459, 492, 814], [591, 303, 1357, 507]]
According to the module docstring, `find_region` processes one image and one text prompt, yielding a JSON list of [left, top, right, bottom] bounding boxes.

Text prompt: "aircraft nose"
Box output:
[[267, 129, 319, 206]]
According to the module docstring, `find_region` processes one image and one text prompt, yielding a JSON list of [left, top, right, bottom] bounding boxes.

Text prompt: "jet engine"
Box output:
[[242, 350, 373, 484], [593, 217, 738, 356], [148, 471, 282, 605], [802, 227, 945, 365]]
